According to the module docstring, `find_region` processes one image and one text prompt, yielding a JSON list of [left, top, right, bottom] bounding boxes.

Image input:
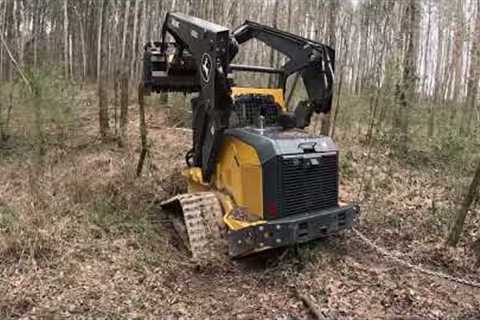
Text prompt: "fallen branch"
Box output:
[[296, 289, 329, 320]]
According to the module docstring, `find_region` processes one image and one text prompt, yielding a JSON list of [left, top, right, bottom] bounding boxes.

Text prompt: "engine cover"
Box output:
[[225, 127, 339, 220]]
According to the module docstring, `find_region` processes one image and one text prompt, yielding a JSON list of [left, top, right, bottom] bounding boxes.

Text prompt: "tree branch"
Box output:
[[0, 34, 32, 91], [296, 289, 329, 320]]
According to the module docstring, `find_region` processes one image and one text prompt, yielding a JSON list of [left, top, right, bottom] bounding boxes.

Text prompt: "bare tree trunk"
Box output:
[[422, 0, 432, 96], [32, 0, 39, 70], [160, 0, 178, 104], [138, 0, 147, 78], [331, 11, 352, 139], [74, 5, 87, 81], [98, 0, 109, 140], [267, 0, 279, 87], [227, 0, 238, 27], [136, 83, 148, 177], [460, 0, 480, 135], [287, 0, 292, 31], [69, 34, 73, 80], [0, 86, 13, 142], [0, 0, 5, 80], [121, 0, 131, 71], [11, 0, 19, 76], [119, 73, 129, 147], [97, 0, 105, 81], [433, 3, 444, 103], [98, 76, 109, 140], [397, 0, 418, 152], [130, 0, 140, 81], [113, 69, 119, 137], [15, 0, 25, 68], [442, 30, 453, 102], [451, 0, 465, 103], [110, 3, 121, 81], [63, 0, 69, 79], [429, 5, 440, 138], [321, 0, 337, 136], [119, 1, 132, 145], [447, 159, 480, 247]]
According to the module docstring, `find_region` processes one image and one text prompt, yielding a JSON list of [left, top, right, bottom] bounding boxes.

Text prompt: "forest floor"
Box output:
[[1, 89, 480, 320]]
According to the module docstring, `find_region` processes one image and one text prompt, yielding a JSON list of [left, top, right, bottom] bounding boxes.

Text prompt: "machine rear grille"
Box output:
[[279, 153, 338, 216]]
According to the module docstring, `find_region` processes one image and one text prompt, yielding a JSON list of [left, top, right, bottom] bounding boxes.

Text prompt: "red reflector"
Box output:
[[268, 201, 277, 217]]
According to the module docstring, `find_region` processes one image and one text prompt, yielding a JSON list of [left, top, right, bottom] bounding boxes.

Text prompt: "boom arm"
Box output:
[[233, 21, 335, 115], [160, 12, 237, 182], [143, 13, 335, 182]]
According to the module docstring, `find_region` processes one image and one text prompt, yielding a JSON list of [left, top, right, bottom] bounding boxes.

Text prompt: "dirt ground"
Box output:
[[1, 92, 480, 319]]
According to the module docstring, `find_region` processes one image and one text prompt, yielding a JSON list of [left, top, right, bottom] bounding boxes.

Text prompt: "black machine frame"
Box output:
[[143, 12, 336, 182]]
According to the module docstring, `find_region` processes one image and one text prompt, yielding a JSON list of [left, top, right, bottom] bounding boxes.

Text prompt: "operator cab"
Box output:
[[228, 92, 281, 129], [227, 50, 287, 130]]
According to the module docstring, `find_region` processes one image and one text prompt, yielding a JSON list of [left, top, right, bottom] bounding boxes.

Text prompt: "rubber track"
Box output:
[[162, 192, 226, 262]]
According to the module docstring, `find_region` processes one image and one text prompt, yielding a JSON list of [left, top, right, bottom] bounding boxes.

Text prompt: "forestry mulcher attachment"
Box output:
[[144, 13, 359, 261]]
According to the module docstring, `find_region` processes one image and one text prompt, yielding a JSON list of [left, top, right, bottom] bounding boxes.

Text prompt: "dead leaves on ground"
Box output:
[[1, 104, 480, 319]]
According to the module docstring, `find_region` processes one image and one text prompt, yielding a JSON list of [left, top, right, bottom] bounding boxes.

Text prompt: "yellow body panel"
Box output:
[[231, 87, 286, 111], [224, 211, 265, 231], [215, 136, 264, 218], [182, 88, 284, 231], [183, 167, 210, 193], [217, 193, 265, 231], [183, 165, 267, 231]]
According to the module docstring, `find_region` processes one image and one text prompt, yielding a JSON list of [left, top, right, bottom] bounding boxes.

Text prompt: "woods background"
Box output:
[[1, 0, 480, 150]]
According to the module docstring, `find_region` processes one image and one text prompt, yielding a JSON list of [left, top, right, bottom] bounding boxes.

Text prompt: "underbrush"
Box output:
[[147, 93, 192, 128], [0, 182, 61, 266], [335, 93, 479, 176], [0, 73, 171, 273], [0, 70, 81, 161], [0, 151, 167, 268]]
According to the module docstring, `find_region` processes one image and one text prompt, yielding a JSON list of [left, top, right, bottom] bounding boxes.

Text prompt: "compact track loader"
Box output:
[[143, 13, 359, 261]]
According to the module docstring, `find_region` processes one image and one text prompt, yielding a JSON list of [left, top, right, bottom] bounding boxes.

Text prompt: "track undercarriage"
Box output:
[[161, 192, 228, 262]]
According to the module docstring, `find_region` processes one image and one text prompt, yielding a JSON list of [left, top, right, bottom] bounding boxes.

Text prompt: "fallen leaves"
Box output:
[[1, 101, 480, 319]]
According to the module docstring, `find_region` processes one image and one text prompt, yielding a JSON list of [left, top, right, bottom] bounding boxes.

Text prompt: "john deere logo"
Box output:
[[200, 53, 212, 83]]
